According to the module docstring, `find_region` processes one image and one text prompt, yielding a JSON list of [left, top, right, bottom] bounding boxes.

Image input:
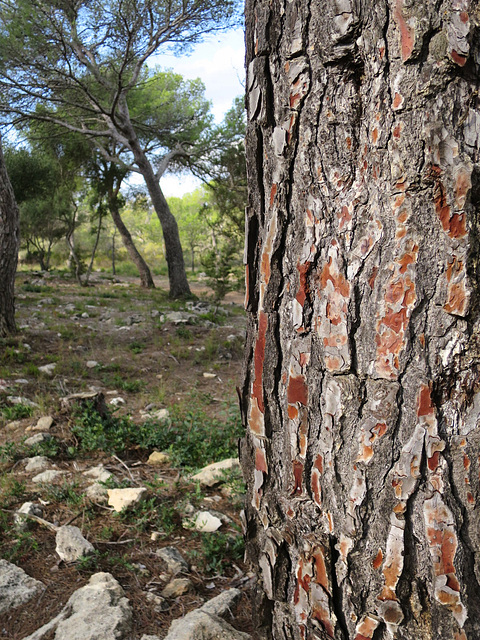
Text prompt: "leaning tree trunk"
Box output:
[[117, 109, 191, 298], [108, 193, 155, 289], [0, 138, 19, 337], [241, 1, 480, 639]]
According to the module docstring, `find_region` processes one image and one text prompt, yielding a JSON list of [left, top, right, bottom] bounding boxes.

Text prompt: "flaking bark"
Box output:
[[0, 138, 19, 337], [241, 1, 480, 639]]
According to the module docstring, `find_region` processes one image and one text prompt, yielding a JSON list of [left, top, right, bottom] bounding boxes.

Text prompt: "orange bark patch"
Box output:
[[394, 0, 414, 61], [455, 170, 471, 208], [418, 384, 434, 417], [288, 404, 299, 420], [320, 258, 350, 297], [393, 93, 403, 109], [269, 183, 277, 208], [346, 136, 352, 150], [428, 451, 440, 472], [296, 261, 311, 307], [249, 397, 265, 436], [434, 180, 467, 239], [287, 375, 308, 406], [373, 549, 383, 569], [451, 49, 467, 66], [255, 447, 268, 473], [252, 311, 268, 413], [291, 460, 304, 495], [368, 267, 378, 289], [313, 548, 329, 592], [444, 282, 468, 315], [312, 606, 334, 638], [372, 128, 379, 144], [337, 205, 352, 230]]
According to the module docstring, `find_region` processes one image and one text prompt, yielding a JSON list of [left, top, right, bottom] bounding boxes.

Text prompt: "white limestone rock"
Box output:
[[32, 469, 65, 484], [107, 487, 147, 512], [55, 525, 94, 563], [0, 559, 44, 615], [155, 547, 189, 575], [25, 456, 50, 473], [191, 458, 240, 487]]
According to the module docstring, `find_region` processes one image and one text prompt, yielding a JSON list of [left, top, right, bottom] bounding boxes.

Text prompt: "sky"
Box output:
[[152, 28, 246, 198]]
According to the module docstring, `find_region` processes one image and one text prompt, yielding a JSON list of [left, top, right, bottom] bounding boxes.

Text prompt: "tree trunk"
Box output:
[[119, 116, 191, 298], [241, 2, 480, 640], [0, 138, 19, 337], [108, 195, 155, 289]]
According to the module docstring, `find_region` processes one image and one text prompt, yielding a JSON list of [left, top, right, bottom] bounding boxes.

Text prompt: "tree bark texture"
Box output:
[[0, 139, 19, 337], [241, 1, 480, 639]]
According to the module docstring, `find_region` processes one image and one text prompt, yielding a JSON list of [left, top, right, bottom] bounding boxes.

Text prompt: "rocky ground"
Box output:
[[0, 271, 254, 639]]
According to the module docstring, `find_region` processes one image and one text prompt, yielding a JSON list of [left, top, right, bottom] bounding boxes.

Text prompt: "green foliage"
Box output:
[[70, 399, 241, 470], [71, 402, 138, 454], [190, 531, 244, 574], [0, 403, 34, 420], [201, 239, 242, 301]]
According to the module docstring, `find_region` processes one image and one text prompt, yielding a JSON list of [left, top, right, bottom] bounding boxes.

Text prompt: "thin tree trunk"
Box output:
[[111, 231, 116, 275], [241, 2, 480, 639], [108, 195, 155, 289], [0, 138, 19, 337], [118, 112, 191, 298], [65, 204, 82, 285], [84, 208, 103, 286]]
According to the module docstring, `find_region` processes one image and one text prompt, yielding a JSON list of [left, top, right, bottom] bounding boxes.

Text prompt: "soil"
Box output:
[[0, 271, 255, 640]]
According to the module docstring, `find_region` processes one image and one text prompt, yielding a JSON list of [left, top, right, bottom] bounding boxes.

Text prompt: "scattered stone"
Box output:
[[164, 589, 250, 640], [33, 415, 54, 431], [5, 420, 22, 431], [150, 310, 160, 318], [56, 525, 94, 563], [202, 372, 216, 379], [0, 559, 45, 615], [7, 396, 39, 408], [155, 547, 189, 575], [85, 482, 109, 502], [150, 532, 161, 542], [186, 511, 222, 533], [153, 408, 169, 420], [32, 469, 65, 484], [109, 397, 125, 406], [165, 311, 195, 325], [86, 360, 99, 369], [191, 458, 240, 487], [38, 297, 54, 306], [64, 303, 76, 312], [107, 488, 147, 512], [14, 378, 29, 384], [24, 432, 53, 447], [147, 451, 170, 466], [145, 592, 169, 611], [14, 502, 44, 531], [141, 636, 161, 640], [161, 578, 193, 598], [81, 312, 90, 318], [126, 314, 144, 325], [38, 363, 56, 376], [25, 456, 50, 473], [83, 464, 112, 483], [23, 572, 132, 640]]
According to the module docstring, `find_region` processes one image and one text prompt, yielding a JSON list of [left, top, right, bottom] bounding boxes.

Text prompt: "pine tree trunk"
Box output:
[[241, 1, 480, 639], [0, 139, 19, 337], [108, 197, 155, 289], [116, 104, 191, 299]]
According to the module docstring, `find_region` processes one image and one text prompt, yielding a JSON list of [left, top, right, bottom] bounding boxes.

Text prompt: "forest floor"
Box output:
[[0, 270, 254, 639]]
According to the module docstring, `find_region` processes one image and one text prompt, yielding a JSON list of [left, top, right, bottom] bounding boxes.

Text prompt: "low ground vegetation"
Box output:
[[0, 271, 251, 639]]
